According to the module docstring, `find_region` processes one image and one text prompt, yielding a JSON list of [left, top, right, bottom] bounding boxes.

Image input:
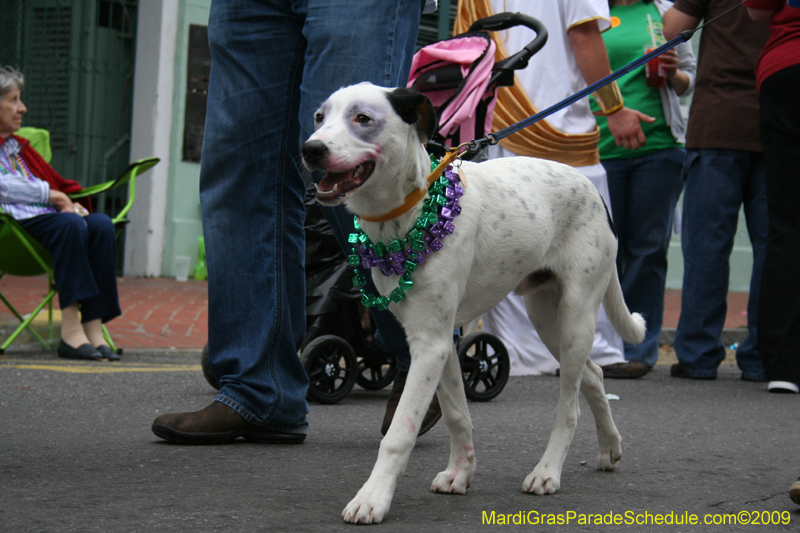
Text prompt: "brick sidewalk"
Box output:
[[0, 276, 208, 350], [1, 275, 748, 351]]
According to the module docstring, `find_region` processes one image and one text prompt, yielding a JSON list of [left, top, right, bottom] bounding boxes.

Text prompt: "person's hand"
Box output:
[[660, 49, 679, 78], [48, 189, 73, 212], [49, 190, 88, 216], [605, 107, 655, 150], [659, 49, 691, 95]]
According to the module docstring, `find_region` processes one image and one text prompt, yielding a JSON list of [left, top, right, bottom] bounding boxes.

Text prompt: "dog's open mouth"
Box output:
[[315, 161, 375, 202]]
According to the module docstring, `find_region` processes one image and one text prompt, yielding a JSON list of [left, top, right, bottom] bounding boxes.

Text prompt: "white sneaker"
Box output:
[[767, 381, 799, 393]]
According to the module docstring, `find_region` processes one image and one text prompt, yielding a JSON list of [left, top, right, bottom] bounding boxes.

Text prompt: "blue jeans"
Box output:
[[674, 149, 768, 380], [603, 148, 685, 367], [199, 0, 423, 432]]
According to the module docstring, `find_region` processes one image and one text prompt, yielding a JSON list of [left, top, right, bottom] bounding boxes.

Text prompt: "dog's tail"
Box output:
[[603, 268, 646, 345]]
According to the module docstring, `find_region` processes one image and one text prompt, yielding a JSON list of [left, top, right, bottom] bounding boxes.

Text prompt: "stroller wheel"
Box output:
[[457, 332, 510, 402], [200, 343, 220, 390], [301, 335, 357, 404], [356, 356, 398, 391]]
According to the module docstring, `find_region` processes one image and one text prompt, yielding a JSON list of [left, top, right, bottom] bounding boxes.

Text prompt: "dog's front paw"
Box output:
[[342, 487, 391, 525], [522, 468, 561, 495], [431, 446, 475, 494], [431, 467, 473, 495]]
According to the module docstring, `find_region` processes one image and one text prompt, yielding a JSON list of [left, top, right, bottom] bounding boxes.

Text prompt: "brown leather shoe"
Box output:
[[790, 477, 800, 506], [602, 361, 651, 379], [152, 401, 306, 444], [381, 370, 442, 436]]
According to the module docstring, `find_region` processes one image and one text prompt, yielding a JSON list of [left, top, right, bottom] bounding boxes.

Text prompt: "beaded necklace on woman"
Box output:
[[348, 153, 464, 311], [0, 145, 35, 180]]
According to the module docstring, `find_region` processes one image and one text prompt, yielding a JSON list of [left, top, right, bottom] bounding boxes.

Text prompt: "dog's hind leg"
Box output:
[[431, 343, 476, 494], [579, 358, 622, 471], [522, 293, 599, 495]]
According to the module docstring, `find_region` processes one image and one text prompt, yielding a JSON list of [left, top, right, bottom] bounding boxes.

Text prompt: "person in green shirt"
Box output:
[[590, 0, 696, 377]]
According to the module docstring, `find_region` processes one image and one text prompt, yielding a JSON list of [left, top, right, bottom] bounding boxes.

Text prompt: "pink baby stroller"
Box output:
[[409, 12, 547, 161]]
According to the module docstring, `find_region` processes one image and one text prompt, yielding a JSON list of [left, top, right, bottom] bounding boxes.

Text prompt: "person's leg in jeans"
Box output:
[[153, 0, 310, 442], [735, 153, 767, 381], [674, 150, 749, 379], [604, 148, 685, 368], [758, 64, 800, 388]]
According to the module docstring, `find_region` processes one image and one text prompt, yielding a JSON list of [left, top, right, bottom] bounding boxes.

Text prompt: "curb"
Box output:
[[5, 323, 751, 352]]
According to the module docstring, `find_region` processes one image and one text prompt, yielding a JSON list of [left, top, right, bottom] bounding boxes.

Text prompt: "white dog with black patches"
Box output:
[[302, 82, 646, 525]]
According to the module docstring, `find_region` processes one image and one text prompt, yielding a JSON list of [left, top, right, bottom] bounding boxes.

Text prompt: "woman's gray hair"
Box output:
[[0, 66, 25, 99]]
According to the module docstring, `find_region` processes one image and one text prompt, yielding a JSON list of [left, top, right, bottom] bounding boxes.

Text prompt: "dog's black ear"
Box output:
[[387, 88, 437, 144]]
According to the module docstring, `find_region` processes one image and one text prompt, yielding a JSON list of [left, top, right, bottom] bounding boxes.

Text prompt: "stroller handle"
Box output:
[[468, 13, 548, 85]]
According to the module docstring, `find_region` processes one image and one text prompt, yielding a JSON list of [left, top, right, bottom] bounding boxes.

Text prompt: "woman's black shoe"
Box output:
[[57, 340, 104, 361], [95, 344, 121, 361]]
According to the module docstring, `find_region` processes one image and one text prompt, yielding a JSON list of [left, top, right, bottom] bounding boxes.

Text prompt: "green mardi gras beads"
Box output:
[[390, 288, 405, 303]]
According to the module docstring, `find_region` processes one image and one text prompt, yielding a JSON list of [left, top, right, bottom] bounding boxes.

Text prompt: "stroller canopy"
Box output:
[[408, 32, 497, 148]]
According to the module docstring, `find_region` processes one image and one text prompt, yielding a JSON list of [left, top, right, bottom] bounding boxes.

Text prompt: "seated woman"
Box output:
[[0, 66, 121, 361]]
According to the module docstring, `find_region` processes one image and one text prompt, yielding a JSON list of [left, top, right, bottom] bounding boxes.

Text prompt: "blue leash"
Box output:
[[466, 0, 750, 153]]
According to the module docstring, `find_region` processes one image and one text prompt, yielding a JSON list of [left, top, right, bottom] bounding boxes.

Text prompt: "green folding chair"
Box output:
[[0, 128, 159, 355]]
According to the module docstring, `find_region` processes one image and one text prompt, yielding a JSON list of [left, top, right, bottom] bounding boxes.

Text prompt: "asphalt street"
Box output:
[[1, 349, 798, 532]]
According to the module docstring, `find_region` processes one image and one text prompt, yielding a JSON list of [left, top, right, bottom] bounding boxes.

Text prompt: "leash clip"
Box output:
[[451, 147, 469, 189]]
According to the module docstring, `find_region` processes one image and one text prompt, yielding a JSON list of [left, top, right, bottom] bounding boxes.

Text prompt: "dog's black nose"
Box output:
[[302, 140, 328, 166]]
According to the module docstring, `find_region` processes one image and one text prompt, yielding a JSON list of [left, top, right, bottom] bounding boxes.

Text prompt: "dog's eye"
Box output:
[[314, 112, 324, 123], [356, 114, 372, 124]]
